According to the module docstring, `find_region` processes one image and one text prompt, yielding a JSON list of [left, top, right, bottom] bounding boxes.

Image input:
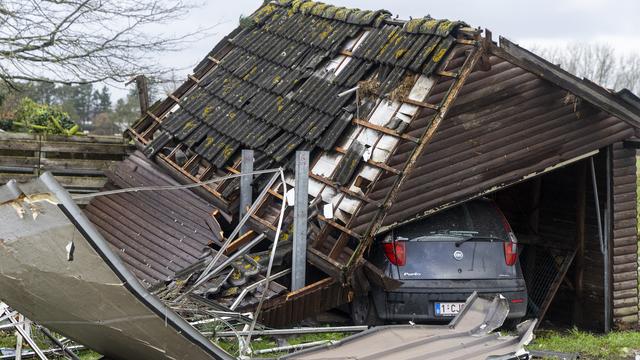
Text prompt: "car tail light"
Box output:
[[492, 202, 518, 266], [503, 237, 518, 266], [510, 298, 524, 304], [383, 240, 406, 266]]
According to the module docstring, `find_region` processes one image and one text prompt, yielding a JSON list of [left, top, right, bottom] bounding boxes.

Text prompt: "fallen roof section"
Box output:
[[281, 292, 536, 360], [0, 173, 232, 360], [84, 151, 225, 286]]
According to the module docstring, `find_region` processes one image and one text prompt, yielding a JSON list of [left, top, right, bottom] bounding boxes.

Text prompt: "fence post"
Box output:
[[292, 151, 309, 291], [240, 149, 254, 234]]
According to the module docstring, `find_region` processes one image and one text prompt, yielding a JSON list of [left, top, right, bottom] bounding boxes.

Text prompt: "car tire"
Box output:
[[350, 295, 380, 326]]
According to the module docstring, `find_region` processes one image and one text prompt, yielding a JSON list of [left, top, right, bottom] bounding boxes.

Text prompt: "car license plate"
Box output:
[[435, 302, 465, 316]]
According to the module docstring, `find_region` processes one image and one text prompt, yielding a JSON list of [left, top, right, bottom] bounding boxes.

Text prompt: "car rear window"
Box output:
[[395, 199, 508, 241]]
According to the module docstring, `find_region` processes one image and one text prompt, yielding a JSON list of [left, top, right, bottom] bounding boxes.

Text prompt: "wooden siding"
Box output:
[[611, 142, 639, 327], [0, 132, 132, 202]]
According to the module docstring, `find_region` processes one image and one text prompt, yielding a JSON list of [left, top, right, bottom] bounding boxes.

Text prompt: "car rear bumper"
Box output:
[[371, 283, 527, 322]]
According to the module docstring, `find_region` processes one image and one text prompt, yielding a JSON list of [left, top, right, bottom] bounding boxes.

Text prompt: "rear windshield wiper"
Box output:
[[454, 236, 503, 247]]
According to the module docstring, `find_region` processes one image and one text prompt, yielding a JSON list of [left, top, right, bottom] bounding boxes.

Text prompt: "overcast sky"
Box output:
[[110, 0, 640, 99]]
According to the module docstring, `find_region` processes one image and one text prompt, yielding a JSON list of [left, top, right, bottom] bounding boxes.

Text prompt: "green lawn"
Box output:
[[2, 328, 640, 359], [528, 329, 640, 360]]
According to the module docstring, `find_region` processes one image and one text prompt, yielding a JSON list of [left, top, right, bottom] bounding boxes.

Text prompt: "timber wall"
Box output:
[[0, 132, 133, 203], [611, 142, 639, 327]]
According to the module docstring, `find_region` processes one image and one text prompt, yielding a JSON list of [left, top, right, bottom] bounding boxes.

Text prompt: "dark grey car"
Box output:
[[353, 198, 527, 325]]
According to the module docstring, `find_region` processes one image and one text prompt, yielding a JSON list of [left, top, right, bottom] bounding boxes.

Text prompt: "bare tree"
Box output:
[[534, 43, 640, 95], [0, 0, 210, 88]]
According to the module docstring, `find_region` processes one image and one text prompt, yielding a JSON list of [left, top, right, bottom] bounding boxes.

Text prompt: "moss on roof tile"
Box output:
[[250, 2, 278, 24]]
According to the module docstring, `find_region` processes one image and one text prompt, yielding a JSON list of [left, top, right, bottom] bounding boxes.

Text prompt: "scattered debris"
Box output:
[[280, 293, 536, 359], [0, 174, 232, 360]]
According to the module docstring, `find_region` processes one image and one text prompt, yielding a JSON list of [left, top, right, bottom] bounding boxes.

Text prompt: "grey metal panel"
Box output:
[[0, 174, 231, 360], [281, 293, 535, 360]]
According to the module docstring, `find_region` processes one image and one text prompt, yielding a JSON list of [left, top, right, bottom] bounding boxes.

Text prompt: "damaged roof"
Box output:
[[125, 0, 640, 324], [142, 0, 467, 170], [85, 152, 223, 285]]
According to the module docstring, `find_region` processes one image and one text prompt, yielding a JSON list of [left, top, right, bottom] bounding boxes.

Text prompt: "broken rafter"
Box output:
[[334, 146, 401, 175], [400, 97, 440, 110], [309, 172, 378, 205], [317, 215, 362, 240], [352, 118, 420, 144], [346, 40, 488, 273]]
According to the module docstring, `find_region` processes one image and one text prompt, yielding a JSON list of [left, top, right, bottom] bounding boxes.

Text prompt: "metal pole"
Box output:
[[5, 312, 48, 360], [589, 156, 610, 332], [210, 325, 368, 337], [292, 151, 309, 291], [240, 150, 254, 235], [604, 147, 612, 333], [38, 326, 81, 360]]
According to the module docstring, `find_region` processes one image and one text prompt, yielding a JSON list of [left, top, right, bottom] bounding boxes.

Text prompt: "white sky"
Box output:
[[109, 0, 640, 99]]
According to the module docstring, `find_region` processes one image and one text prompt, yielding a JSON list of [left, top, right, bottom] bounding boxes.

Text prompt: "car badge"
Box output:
[[453, 250, 464, 261]]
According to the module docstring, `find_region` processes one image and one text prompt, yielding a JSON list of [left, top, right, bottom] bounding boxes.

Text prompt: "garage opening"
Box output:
[[493, 150, 612, 330]]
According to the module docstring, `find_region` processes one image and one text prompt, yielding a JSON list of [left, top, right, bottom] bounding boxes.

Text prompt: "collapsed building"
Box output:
[[5, 0, 639, 343]]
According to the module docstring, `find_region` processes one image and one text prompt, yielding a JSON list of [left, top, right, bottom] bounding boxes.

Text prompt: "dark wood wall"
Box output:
[[611, 142, 638, 327], [495, 155, 607, 329]]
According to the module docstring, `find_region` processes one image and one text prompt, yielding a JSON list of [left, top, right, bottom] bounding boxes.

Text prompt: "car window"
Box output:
[[396, 199, 508, 241]]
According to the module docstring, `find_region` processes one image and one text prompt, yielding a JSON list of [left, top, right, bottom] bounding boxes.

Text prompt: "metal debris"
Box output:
[[280, 293, 536, 360], [0, 174, 232, 360]]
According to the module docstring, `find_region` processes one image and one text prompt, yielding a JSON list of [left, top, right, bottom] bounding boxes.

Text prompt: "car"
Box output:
[[352, 198, 528, 325]]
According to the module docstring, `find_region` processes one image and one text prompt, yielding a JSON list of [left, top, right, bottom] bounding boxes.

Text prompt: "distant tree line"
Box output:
[[0, 82, 141, 135], [534, 43, 640, 96]]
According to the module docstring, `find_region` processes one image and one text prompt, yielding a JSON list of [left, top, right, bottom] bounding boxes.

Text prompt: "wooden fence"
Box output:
[[0, 132, 133, 203]]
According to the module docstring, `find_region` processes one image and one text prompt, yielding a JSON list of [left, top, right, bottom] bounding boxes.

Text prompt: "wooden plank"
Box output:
[[0, 140, 40, 151], [54, 175, 107, 189], [309, 173, 376, 205], [335, 146, 401, 175], [285, 277, 334, 300], [318, 215, 362, 240], [400, 97, 440, 110], [40, 142, 129, 155], [224, 230, 255, 255], [352, 118, 420, 144], [535, 249, 577, 329], [436, 70, 458, 78], [613, 306, 639, 317], [0, 156, 39, 167], [40, 158, 118, 170]]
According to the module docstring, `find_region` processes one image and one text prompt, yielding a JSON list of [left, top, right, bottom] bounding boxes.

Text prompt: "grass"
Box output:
[[528, 328, 640, 360], [0, 330, 100, 359], [3, 327, 640, 359], [214, 331, 348, 358]]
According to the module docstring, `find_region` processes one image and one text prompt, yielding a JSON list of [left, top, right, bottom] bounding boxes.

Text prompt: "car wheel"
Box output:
[[350, 295, 380, 326]]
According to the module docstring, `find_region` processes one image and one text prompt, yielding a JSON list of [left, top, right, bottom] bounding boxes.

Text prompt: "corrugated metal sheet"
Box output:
[[358, 56, 635, 233], [84, 151, 222, 286], [611, 142, 639, 325], [0, 174, 232, 360]]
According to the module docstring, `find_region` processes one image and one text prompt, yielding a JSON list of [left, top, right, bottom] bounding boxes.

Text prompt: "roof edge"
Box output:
[[491, 36, 640, 132], [250, 0, 469, 37]]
